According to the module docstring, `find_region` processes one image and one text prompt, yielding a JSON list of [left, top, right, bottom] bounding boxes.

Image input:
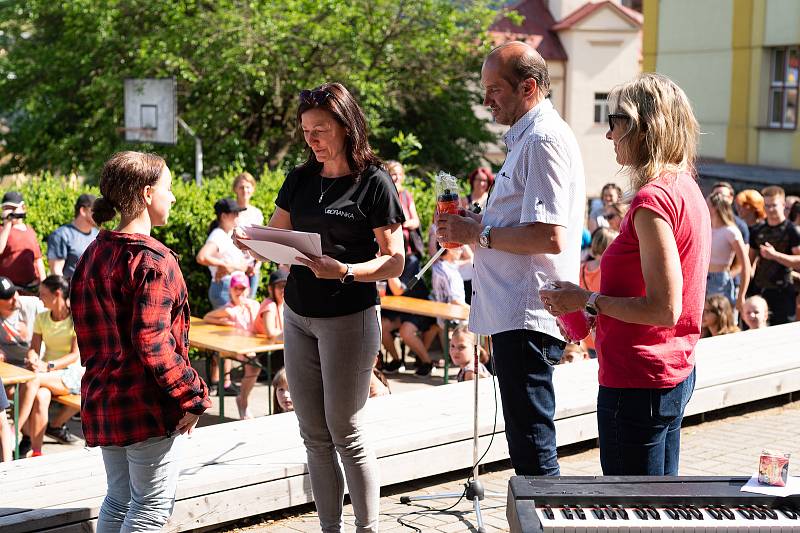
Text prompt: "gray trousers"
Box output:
[[283, 304, 381, 533]]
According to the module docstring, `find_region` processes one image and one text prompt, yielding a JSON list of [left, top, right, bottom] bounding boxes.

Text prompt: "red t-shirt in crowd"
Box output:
[[0, 225, 42, 286], [596, 172, 711, 389]]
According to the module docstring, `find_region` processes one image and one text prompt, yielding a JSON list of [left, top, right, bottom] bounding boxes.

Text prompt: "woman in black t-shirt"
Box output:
[[239, 83, 404, 533]]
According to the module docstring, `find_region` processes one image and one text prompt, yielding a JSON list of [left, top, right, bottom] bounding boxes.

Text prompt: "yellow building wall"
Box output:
[[642, 0, 658, 72], [655, 0, 733, 160], [725, 0, 755, 164]]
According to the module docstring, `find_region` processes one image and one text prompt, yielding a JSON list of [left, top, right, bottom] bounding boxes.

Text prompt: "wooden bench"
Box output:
[[1, 322, 798, 532], [53, 394, 80, 411]]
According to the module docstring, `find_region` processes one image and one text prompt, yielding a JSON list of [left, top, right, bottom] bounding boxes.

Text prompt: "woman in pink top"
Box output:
[[203, 270, 260, 419], [706, 191, 750, 310], [540, 73, 711, 476]]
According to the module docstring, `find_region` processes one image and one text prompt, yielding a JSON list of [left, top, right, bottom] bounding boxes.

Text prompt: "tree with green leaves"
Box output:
[[0, 0, 500, 180]]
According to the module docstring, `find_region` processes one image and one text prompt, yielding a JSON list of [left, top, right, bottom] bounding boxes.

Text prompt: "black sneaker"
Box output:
[[17, 435, 31, 458], [45, 424, 77, 444], [414, 362, 433, 376], [383, 359, 404, 373]]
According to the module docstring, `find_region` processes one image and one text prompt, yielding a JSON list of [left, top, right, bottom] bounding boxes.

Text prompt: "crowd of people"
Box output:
[[2, 38, 800, 533]]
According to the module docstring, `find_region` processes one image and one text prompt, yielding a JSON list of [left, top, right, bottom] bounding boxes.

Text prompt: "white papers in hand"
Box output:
[[240, 225, 322, 265]]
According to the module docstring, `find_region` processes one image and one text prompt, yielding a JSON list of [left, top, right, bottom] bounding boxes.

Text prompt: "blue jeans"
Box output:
[[706, 270, 735, 305], [97, 435, 183, 532], [491, 329, 564, 476], [208, 276, 231, 309], [597, 368, 696, 476]]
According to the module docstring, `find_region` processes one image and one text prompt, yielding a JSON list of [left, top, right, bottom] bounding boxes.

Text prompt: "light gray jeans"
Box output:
[[97, 434, 183, 532], [284, 304, 381, 533]]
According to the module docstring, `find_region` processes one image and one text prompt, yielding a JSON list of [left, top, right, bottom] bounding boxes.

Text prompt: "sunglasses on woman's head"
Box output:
[[607, 113, 630, 132], [299, 89, 332, 106]]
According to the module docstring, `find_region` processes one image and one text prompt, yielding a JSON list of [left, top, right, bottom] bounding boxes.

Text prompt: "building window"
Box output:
[[594, 93, 609, 124], [769, 46, 799, 129]]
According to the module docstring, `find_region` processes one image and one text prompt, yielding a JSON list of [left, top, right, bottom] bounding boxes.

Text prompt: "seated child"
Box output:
[[369, 368, 391, 398], [559, 343, 590, 364], [448, 326, 490, 382], [579, 228, 618, 356], [272, 367, 293, 413], [24, 275, 84, 455], [204, 271, 261, 419], [701, 294, 740, 338], [253, 269, 287, 381], [254, 269, 286, 341], [742, 295, 769, 330], [381, 252, 438, 376], [431, 245, 468, 311]]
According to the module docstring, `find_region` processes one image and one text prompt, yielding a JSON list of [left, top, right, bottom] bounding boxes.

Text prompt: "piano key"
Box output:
[[533, 504, 800, 531], [603, 505, 618, 520], [574, 505, 586, 520]]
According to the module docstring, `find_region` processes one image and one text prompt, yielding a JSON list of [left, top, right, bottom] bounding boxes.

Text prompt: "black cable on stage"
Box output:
[[395, 336, 502, 531]]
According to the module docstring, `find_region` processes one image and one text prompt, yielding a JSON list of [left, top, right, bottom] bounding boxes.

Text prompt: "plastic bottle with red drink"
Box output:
[[434, 172, 463, 250]]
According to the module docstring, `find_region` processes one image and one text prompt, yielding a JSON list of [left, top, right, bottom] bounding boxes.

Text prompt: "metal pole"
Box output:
[[473, 335, 481, 480], [194, 136, 203, 187], [178, 117, 203, 186]]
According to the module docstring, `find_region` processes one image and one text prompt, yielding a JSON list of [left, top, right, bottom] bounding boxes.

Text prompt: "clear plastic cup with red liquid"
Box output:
[[434, 172, 462, 249], [537, 273, 594, 343]]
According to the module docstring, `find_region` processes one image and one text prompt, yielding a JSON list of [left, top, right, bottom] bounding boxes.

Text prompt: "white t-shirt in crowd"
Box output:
[[205, 227, 251, 279], [237, 205, 264, 227]]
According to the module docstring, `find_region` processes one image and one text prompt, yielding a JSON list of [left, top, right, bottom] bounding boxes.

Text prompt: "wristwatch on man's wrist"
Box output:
[[47, 361, 55, 372], [585, 292, 601, 316], [478, 225, 492, 249], [341, 263, 355, 284]]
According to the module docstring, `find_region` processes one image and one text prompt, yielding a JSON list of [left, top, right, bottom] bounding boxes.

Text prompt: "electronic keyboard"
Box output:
[[507, 476, 800, 531]]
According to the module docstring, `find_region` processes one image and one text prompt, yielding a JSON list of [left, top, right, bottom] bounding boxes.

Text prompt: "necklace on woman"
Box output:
[[319, 177, 336, 204]]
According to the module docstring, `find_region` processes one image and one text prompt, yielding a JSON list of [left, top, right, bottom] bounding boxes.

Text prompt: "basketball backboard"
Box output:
[[123, 78, 177, 145]]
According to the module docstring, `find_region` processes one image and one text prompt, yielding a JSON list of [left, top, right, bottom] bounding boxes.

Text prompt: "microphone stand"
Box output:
[[399, 335, 504, 532]]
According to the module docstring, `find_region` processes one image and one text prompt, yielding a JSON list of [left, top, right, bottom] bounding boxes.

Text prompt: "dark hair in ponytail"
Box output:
[[93, 151, 166, 224], [41, 274, 71, 312]]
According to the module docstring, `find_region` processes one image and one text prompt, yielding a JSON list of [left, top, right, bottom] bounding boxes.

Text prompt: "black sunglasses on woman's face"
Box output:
[[299, 89, 332, 106], [607, 113, 630, 132]]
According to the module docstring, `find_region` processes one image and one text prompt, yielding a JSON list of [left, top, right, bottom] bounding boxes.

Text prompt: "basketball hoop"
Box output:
[[122, 77, 202, 186], [123, 78, 177, 145]]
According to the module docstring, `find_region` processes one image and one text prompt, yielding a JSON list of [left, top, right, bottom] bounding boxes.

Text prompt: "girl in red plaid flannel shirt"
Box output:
[[71, 151, 211, 532]]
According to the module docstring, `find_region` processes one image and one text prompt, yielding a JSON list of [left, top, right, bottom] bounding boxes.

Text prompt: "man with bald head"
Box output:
[[437, 42, 585, 475]]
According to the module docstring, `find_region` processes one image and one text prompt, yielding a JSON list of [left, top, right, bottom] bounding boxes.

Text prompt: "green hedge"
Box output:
[[7, 167, 448, 316]]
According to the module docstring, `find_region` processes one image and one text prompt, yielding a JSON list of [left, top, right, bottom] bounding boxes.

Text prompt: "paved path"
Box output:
[[216, 396, 800, 532]]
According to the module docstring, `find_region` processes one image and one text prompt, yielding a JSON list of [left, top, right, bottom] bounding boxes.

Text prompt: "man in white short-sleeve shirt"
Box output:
[[436, 42, 585, 476]]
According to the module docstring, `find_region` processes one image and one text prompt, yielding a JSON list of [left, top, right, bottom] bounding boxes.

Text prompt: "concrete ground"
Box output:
[[213, 396, 800, 533]]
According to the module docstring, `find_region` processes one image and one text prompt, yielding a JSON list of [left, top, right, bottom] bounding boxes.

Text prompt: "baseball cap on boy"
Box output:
[[0, 276, 19, 300], [214, 198, 246, 216], [1, 191, 24, 209], [230, 271, 249, 289]]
